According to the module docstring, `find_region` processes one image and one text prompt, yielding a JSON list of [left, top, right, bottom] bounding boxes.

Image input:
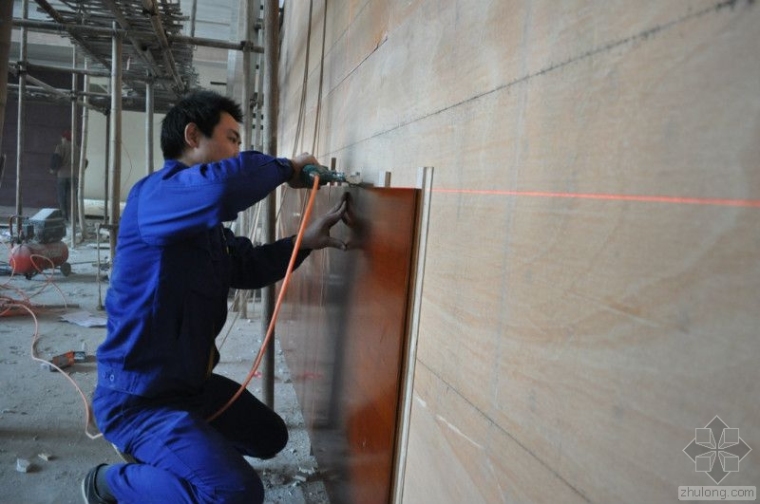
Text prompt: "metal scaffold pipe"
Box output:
[[15, 0, 29, 232], [70, 46, 78, 246], [109, 22, 122, 258], [12, 18, 264, 53], [78, 57, 90, 236], [145, 77, 154, 174], [261, 0, 280, 409], [0, 0, 15, 153]]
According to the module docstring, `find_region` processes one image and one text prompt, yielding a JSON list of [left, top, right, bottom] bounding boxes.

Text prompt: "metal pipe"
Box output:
[[31, 1, 112, 70], [103, 108, 110, 223], [24, 73, 69, 98], [22, 75, 105, 113], [77, 57, 90, 235], [8, 83, 162, 115], [24, 61, 110, 77], [12, 18, 124, 36], [170, 34, 263, 52], [253, 1, 265, 152], [242, 23, 253, 151], [238, 0, 253, 320], [15, 0, 29, 234], [109, 23, 122, 257], [12, 19, 264, 52], [102, 0, 168, 94], [261, 0, 280, 409], [70, 46, 78, 245], [141, 0, 184, 93], [189, 0, 198, 38], [0, 0, 14, 153], [146, 77, 154, 174]]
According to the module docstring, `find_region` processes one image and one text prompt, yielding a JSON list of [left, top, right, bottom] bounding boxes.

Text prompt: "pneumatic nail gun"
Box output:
[[301, 164, 363, 187]]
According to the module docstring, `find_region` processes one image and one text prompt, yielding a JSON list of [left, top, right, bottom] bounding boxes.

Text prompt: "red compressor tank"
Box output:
[[9, 241, 71, 279]]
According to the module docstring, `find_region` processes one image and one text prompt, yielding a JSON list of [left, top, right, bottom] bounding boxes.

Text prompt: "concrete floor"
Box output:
[[0, 219, 329, 503]]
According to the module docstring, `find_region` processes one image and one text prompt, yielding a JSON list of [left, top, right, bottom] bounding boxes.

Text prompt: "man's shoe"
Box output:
[[81, 464, 114, 504]]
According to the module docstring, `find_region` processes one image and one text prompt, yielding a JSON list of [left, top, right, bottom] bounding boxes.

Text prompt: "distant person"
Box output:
[[50, 130, 79, 222], [81, 90, 347, 504]]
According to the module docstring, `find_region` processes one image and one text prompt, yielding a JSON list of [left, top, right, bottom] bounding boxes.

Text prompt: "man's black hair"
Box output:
[[160, 90, 244, 159]]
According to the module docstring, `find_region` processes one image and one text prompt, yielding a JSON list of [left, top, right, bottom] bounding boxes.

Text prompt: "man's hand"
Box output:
[[288, 152, 320, 188], [300, 195, 348, 251]]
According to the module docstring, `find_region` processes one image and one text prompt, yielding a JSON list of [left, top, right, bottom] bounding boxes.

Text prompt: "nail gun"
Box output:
[[301, 164, 363, 186]]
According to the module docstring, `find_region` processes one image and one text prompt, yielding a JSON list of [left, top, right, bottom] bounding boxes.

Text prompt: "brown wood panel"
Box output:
[[278, 185, 420, 504]]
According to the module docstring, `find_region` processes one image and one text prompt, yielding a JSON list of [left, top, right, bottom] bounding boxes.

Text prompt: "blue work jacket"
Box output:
[[96, 152, 309, 398]]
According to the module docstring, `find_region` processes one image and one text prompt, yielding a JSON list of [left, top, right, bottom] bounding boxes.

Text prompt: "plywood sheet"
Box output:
[[278, 186, 420, 504]]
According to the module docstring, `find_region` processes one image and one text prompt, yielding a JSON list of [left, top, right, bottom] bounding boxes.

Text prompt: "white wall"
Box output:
[[82, 108, 163, 202]]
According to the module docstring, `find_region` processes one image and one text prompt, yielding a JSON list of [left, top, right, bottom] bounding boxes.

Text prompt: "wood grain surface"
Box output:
[[278, 185, 420, 504]]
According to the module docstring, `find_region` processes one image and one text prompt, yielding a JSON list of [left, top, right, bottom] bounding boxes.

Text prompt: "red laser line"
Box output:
[[434, 188, 760, 208]]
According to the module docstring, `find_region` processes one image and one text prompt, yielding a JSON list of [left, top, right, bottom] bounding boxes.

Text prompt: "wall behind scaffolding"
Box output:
[[277, 1, 760, 502]]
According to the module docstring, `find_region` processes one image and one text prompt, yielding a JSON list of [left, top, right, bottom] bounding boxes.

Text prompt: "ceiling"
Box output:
[[9, 0, 264, 113]]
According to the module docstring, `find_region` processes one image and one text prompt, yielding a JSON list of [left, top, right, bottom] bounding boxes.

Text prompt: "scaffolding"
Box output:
[[2, 0, 282, 407], [8, 0, 265, 113]]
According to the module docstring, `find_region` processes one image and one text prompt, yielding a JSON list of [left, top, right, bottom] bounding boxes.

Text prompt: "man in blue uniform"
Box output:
[[82, 90, 347, 504]]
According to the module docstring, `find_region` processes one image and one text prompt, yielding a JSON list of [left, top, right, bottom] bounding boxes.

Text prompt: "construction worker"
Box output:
[[51, 130, 79, 222], [81, 90, 347, 504]]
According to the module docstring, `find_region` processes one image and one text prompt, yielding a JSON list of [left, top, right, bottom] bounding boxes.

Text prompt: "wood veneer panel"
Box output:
[[278, 186, 420, 504]]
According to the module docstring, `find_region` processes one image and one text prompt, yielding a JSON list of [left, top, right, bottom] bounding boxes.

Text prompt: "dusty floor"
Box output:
[[0, 219, 330, 504]]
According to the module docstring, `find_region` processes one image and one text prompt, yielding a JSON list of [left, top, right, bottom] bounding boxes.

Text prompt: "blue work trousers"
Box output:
[[56, 176, 78, 221], [92, 374, 288, 504]]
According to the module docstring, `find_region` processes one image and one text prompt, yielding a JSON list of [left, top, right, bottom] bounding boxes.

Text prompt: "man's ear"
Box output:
[[184, 122, 201, 149]]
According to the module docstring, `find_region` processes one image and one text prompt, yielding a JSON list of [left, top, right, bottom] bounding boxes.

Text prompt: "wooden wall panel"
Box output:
[[278, 1, 760, 502], [278, 186, 420, 504]]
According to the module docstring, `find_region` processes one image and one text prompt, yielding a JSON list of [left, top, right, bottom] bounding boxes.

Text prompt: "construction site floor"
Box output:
[[0, 220, 330, 504]]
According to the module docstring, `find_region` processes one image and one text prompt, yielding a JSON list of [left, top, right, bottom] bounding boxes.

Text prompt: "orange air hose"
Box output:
[[207, 174, 320, 422]]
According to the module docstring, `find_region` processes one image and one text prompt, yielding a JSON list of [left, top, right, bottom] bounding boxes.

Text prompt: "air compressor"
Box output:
[[8, 208, 71, 279]]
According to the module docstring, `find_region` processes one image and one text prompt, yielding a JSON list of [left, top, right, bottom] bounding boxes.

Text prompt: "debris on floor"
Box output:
[[0, 220, 330, 503]]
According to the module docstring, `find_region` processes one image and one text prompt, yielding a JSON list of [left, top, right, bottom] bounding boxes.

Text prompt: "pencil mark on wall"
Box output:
[[435, 414, 485, 451], [416, 360, 593, 503]]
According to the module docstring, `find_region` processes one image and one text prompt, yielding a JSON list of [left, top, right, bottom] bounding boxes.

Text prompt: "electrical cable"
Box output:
[[22, 300, 102, 440], [1, 251, 70, 310], [1, 257, 100, 438], [208, 173, 321, 422], [216, 0, 328, 421]]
